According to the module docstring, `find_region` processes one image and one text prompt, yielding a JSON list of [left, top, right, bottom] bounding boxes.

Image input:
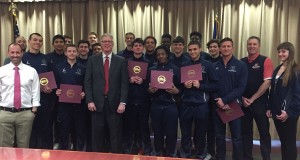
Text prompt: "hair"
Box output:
[[29, 33, 42, 40], [125, 32, 135, 37], [189, 31, 202, 39], [64, 44, 78, 51], [188, 40, 201, 48], [88, 32, 98, 37], [7, 43, 22, 52], [14, 36, 25, 43], [63, 35, 72, 39], [247, 36, 261, 45], [220, 37, 233, 46], [92, 42, 101, 48], [100, 33, 114, 41], [172, 36, 185, 45], [77, 40, 90, 47], [206, 39, 220, 48], [161, 33, 172, 40], [52, 34, 65, 44], [132, 38, 144, 46], [153, 45, 171, 60], [144, 36, 157, 45], [277, 42, 299, 86]]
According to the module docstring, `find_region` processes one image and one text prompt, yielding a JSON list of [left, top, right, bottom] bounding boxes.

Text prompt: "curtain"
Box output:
[[0, 0, 299, 139]]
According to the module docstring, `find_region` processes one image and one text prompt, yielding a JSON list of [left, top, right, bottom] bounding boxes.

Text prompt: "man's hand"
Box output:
[[80, 92, 85, 99], [117, 103, 126, 114], [166, 83, 179, 94], [135, 76, 143, 84], [88, 102, 97, 111], [148, 85, 158, 94], [242, 97, 252, 107], [276, 110, 289, 122], [130, 76, 143, 84], [184, 80, 193, 88], [192, 80, 200, 88], [266, 110, 272, 118], [215, 98, 225, 108], [42, 86, 52, 93], [56, 89, 62, 96], [31, 106, 37, 114]]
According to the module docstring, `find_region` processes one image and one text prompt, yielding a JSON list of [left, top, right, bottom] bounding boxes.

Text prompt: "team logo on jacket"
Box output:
[[252, 63, 261, 69], [62, 68, 66, 73], [202, 66, 206, 73], [41, 59, 47, 66], [228, 66, 236, 72], [75, 69, 82, 75]]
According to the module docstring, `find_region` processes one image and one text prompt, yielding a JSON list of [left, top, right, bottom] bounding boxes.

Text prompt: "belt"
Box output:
[[0, 106, 32, 113]]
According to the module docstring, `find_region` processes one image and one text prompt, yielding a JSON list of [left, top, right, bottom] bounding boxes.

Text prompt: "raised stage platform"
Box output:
[[0, 147, 190, 160]]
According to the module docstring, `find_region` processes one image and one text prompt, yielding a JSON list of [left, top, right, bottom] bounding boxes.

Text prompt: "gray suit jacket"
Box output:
[[85, 53, 128, 112]]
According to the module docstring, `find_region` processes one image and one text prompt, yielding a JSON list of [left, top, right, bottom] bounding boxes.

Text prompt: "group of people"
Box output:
[[0, 31, 299, 160]]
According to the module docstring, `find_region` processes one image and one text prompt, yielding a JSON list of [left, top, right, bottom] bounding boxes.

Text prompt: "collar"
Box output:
[[53, 50, 64, 55], [102, 53, 112, 59], [133, 54, 144, 60], [247, 53, 259, 63], [9, 62, 24, 70]]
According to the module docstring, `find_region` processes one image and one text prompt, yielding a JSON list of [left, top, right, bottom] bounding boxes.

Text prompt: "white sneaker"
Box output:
[[204, 154, 213, 160], [53, 143, 59, 150]]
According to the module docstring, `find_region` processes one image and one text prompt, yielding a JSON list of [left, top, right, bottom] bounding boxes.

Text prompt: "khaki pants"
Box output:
[[0, 110, 35, 148]]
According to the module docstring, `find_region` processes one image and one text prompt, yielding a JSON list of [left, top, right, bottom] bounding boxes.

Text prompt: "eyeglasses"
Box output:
[[101, 40, 113, 44]]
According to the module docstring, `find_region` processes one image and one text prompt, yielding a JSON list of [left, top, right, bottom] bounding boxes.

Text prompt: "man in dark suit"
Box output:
[[84, 33, 128, 153]]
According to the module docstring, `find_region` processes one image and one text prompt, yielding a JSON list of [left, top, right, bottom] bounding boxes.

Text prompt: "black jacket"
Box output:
[[268, 64, 300, 119]]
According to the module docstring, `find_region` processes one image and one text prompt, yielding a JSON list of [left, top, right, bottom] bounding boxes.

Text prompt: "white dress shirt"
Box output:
[[102, 53, 112, 67], [0, 62, 40, 108]]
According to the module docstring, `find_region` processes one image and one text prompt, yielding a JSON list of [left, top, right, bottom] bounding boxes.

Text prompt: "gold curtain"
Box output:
[[0, 0, 299, 139]]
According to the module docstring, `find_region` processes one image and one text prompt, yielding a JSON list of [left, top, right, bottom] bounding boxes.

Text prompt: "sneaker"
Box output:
[[204, 154, 213, 160]]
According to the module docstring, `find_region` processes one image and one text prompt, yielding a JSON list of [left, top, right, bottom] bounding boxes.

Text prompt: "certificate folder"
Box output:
[[127, 60, 148, 79], [180, 64, 202, 83], [39, 71, 57, 89], [59, 84, 82, 104], [150, 70, 173, 89], [216, 100, 244, 123]]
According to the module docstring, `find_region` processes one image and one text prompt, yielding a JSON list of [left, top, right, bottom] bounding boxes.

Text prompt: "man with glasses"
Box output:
[[85, 33, 128, 153]]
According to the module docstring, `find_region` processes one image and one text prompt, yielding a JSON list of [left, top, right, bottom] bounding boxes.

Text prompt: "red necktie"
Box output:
[[104, 56, 109, 94], [14, 66, 21, 109]]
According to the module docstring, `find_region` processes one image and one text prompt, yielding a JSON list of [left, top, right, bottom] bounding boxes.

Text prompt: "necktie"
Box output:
[[104, 56, 109, 94], [14, 66, 21, 109]]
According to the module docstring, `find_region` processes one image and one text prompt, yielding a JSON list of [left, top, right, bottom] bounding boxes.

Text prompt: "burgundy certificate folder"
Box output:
[[180, 64, 202, 83], [216, 100, 244, 123], [127, 60, 148, 79], [59, 84, 82, 104], [39, 71, 57, 89], [150, 70, 173, 89]]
